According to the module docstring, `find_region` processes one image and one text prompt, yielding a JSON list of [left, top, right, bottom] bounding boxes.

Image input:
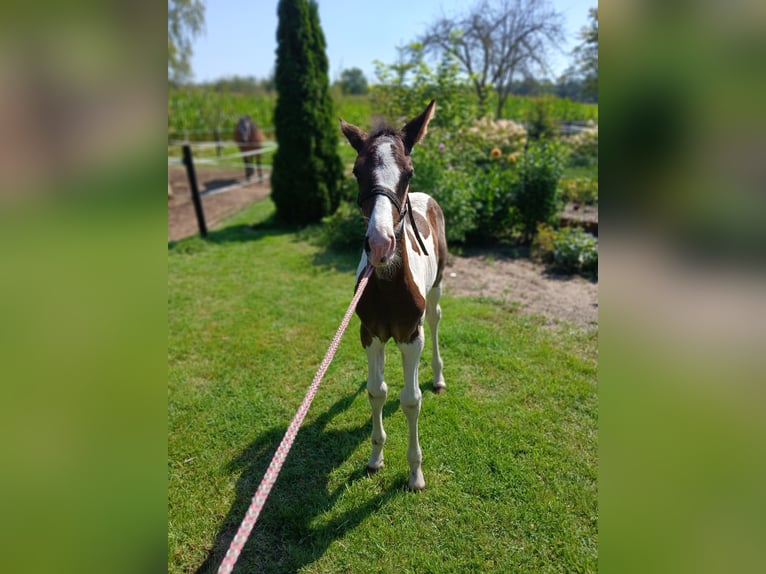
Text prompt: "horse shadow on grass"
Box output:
[[201, 178, 240, 193], [194, 381, 405, 574]]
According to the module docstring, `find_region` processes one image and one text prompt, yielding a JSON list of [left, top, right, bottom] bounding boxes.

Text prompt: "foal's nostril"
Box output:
[[364, 236, 371, 254]]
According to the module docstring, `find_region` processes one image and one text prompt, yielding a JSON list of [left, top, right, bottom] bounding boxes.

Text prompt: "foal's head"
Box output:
[[340, 100, 436, 267]]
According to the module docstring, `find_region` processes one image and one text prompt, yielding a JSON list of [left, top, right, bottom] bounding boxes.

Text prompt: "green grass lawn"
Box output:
[[168, 199, 598, 573]]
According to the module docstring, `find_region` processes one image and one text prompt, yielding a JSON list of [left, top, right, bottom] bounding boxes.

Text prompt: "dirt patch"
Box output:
[[168, 166, 271, 242], [167, 170, 597, 329], [445, 248, 598, 331]]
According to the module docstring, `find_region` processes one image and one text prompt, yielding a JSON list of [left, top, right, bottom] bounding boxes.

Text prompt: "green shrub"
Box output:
[[531, 223, 556, 260], [552, 226, 598, 275], [560, 177, 598, 205], [469, 160, 519, 242], [406, 139, 475, 244], [532, 224, 598, 276], [514, 141, 565, 242], [429, 169, 477, 244], [526, 97, 558, 141], [313, 176, 367, 250], [315, 201, 366, 251]]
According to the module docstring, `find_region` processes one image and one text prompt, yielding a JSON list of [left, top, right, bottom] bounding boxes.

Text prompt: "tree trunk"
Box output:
[[495, 88, 507, 119]]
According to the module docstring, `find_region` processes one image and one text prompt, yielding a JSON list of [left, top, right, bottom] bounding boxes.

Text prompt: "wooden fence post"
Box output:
[[214, 128, 222, 157], [182, 144, 208, 238]]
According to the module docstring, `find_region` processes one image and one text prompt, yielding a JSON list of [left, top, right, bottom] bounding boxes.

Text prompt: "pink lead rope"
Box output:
[[217, 265, 374, 574]]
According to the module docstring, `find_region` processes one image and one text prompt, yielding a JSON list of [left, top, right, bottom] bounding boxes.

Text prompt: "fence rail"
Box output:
[[171, 140, 277, 239]]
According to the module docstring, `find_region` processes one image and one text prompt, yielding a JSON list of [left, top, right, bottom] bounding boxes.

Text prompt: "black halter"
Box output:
[[358, 185, 429, 257], [357, 185, 404, 217]]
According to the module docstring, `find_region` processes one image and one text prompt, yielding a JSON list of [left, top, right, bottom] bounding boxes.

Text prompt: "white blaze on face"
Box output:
[[366, 139, 401, 266], [372, 140, 401, 190]]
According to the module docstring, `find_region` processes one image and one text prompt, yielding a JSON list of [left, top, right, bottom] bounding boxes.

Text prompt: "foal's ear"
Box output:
[[340, 119, 368, 153], [401, 99, 436, 154]]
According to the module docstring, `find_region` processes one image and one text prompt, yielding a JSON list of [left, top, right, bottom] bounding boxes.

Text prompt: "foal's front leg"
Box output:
[[365, 335, 388, 472], [398, 326, 425, 491], [426, 284, 445, 393]]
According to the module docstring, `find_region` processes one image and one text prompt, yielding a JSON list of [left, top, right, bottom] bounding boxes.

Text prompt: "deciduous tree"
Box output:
[[168, 0, 205, 84], [573, 7, 598, 102], [337, 68, 369, 95], [420, 0, 563, 118]]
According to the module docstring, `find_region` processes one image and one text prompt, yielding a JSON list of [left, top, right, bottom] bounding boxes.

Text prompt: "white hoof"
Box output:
[[366, 464, 383, 476], [408, 469, 425, 492]]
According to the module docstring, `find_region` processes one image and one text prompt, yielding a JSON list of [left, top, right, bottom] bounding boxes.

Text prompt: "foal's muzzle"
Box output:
[[360, 185, 406, 266], [364, 235, 391, 264]]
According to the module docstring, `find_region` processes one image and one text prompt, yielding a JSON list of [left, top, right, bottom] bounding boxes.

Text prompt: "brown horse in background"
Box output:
[[234, 116, 265, 182]]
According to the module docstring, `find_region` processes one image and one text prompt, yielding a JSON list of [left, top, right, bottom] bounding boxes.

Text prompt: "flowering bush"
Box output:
[[463, 116, 527, 148], [410, 123, 564, 244], [514, 141, 566, 242], [457, 116, 527, 164], [564, 126, 598, 167]]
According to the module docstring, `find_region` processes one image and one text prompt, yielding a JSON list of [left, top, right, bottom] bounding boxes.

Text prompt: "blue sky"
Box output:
[[190, 0, 596, 83]]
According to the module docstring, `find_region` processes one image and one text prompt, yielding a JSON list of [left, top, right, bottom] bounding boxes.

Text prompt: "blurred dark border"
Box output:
[[0, 2, 166, 573], [600, 2, 766, 573]]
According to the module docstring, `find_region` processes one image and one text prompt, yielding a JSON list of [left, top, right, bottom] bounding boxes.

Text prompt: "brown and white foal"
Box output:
[[340, 100, 447, 491]]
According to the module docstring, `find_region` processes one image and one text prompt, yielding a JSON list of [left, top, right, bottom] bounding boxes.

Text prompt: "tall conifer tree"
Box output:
[[272, 0, 343, 225]]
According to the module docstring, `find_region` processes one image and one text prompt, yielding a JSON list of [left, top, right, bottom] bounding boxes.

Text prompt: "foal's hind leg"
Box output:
[[399, 327, 425, 491], [426, 284, 445, 393], [365, 335, 388, 472]]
